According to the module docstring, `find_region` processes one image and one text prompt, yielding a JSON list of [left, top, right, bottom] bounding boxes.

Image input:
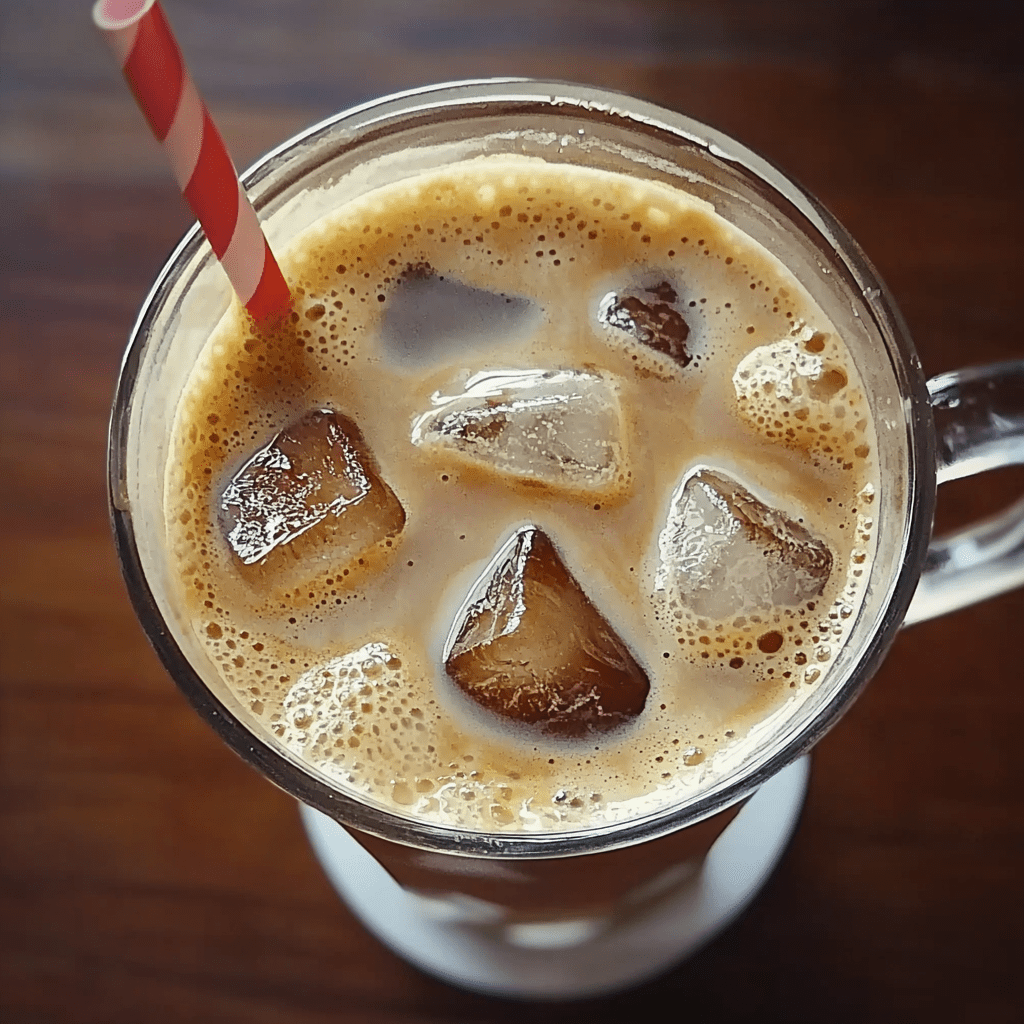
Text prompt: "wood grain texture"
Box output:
[[2, 1, 1022, 1020]]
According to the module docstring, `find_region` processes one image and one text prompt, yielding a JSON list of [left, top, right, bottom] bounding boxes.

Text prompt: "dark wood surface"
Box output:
[[2, 2, 1023, 1020]]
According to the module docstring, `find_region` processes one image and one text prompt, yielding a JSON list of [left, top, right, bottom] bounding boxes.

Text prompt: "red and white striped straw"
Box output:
[[93, 0, 291, 323]]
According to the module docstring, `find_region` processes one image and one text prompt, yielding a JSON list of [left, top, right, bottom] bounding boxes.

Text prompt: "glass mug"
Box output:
[[108, 80, 1024, 998]]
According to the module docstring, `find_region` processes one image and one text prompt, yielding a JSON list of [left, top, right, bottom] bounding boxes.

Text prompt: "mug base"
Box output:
[[299, 754, 810, 1000]]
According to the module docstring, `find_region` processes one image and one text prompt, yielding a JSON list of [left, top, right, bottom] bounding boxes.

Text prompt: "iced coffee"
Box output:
[[162, 154, 879, 847]]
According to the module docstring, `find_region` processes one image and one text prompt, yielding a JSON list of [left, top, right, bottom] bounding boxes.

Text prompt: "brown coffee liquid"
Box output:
[[165, 156, 878, 832]]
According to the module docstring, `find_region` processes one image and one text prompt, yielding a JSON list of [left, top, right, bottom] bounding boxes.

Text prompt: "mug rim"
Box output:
[[109, 78, 936, 858]]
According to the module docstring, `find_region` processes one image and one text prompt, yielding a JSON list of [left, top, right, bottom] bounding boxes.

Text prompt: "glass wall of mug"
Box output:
[[109, 81, 932, 922]]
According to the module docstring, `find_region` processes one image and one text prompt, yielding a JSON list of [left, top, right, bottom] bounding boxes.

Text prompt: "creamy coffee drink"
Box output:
[[165, 154, 878, 833]]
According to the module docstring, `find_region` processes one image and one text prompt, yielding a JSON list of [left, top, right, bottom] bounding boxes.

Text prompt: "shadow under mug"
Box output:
[[108, 80, 1024, 996]]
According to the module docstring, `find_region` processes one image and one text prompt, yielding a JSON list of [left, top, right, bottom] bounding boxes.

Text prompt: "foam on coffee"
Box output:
[[164, 155, 878, 832]]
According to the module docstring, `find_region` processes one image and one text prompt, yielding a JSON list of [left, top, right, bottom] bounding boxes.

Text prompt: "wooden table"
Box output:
[[3, 2, 1022, 1020]]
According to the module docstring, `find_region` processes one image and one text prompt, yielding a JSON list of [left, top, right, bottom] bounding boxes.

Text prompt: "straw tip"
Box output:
[[93, 0, 156, 31], [247, 287, 294, 328]]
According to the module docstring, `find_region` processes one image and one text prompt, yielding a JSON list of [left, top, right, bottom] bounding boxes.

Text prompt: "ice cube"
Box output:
[[411, 369, 626, 492], [444, 526, 649, 737], [733, 329, 848, 407], [219, 409, 405, 573], [654, 468, 832, 619], [280, 641, 402, 758], [380, 263, 540, 366], [597, 281, 692, 367]]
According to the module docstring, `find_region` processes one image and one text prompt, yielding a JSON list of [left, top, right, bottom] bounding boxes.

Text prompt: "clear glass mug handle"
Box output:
[[904, 361, 1024, 625]]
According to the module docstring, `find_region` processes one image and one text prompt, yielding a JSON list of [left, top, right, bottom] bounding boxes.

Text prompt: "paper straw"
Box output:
[[93, 0, 291, 323]]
